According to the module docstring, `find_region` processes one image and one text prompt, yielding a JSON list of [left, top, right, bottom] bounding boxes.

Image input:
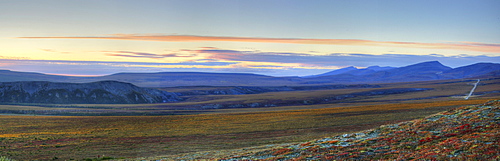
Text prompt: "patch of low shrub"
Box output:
[[0, 156, 15, 161]]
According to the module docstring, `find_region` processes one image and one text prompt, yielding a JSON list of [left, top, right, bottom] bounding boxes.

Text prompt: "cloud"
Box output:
[[103, 51, 195, 59], [40, 49, 70, 54], [20, 34, 500, 53], [0, 59, 238, 75], [1, 48, 499, 76], [188, 48, 500, 68], [0, 55, 30, 60]]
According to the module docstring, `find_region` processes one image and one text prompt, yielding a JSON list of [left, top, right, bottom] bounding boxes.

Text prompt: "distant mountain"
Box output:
[[305, 66, 395, 78], [441, 63, 500, 79], [365, 66, 396, 71], [0, 70, 73, 82], [0, 70, 304, 87], [368, 61, 452, 81], [305, 61, 498, 83], [98, 72, 303, 87], [306, 66, 358, 78], [0, 61, 498, 87], [0, 81, 181, 104]]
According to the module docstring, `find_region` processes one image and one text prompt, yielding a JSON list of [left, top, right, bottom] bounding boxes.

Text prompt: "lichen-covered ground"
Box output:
[[216, 100, 500, 160]]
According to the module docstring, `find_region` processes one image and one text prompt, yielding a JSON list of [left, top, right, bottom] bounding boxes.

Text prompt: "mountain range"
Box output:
[[306, 61, 500, 83], [0, 61, 499, 87]]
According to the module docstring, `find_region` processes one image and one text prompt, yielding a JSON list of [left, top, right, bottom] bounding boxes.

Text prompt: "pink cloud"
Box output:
[[19, 34, 500, 53], [102, 51, 195, 59]]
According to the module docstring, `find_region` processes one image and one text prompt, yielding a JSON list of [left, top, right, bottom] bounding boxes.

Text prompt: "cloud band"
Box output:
[[19, 34, 500, 53]]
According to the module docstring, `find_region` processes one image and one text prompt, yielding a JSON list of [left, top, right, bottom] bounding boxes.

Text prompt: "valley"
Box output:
[[0, 78, 498, 116], [0, 61, 499, 160]]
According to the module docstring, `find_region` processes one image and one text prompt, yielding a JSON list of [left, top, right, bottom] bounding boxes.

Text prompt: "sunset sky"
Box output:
[[1, 0, 499, 76]]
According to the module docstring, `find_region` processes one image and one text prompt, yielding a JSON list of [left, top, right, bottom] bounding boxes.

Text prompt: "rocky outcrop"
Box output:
[[0, 81, 181, 104]]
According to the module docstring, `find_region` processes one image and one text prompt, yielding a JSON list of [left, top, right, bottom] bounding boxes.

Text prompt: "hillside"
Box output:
[[218, 100, 500, 160], [0, 81, 181, 104]]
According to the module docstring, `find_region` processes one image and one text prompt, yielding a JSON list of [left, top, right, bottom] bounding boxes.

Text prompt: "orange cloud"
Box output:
[[19, 34, 500, 53]]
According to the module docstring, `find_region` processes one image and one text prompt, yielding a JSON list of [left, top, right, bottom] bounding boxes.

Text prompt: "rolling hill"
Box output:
[[98, 72, 303, 87], [0, 81, 181, 104]]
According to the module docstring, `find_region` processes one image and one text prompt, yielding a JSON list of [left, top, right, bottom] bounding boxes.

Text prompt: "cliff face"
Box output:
[[0, 81, 181, 104]]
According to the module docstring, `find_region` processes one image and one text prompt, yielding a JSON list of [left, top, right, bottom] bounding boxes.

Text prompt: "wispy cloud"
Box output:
[[20, 34, 500, 53], [2, 44, 500, 77], [0, 55, 30, 60], [1, 49, 499, 76], [40, 49, 70, 54], [0, 59, 239, 76], [103, 51, 195, 59], [101, 48, 500, 69], [100, 50, 333, 70], [189, 48, 500, 68]]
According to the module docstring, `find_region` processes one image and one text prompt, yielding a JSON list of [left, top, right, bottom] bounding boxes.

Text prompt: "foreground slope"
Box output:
[[0, 99, 491, 160], [221, 100, 500, 160]]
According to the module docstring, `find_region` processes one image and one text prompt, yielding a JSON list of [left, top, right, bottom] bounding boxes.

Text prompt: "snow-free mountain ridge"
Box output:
[[305, 61, 499, 83], [306, 65, 396, 78], [0, 61, 498, 87]]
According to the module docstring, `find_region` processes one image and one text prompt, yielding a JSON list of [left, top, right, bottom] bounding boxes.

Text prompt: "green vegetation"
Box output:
[[0, 156, 15, 161]]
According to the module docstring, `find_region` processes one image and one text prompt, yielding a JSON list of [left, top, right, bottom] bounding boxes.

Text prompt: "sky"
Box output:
[[0, 0, 499, 77]]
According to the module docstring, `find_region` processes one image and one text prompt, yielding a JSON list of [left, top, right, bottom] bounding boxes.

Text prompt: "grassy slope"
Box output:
[[0, 99, 491, 160], [218, 100, 500, 160]]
